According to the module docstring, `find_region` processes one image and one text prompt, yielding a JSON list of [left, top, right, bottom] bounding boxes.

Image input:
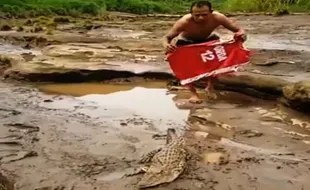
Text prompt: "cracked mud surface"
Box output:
[[0, 13, 310, 189]]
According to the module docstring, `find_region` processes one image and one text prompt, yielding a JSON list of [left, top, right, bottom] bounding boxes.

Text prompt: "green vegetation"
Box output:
[[0, 0, 309, 17], [223, 0, 310, 13]]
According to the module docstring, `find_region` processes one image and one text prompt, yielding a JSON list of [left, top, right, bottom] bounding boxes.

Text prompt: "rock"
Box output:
[[24, 19, 33, 26], [216, 74, 290, 95], [0, 24, 12, 31], [16, 26, 24, 32], [191, 73, 290, 100], [274, 8, 290, 16], [32, 26, 43, 33], [53, 17, 70, 23], [4, 55, 173, 82], [282, 80, 310, 112]]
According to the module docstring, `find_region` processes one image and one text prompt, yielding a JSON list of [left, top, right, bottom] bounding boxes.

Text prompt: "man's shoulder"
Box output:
[[182, 13, 192, 19], [212, 11, 229, 24], [174, 14, 191, 26], [178, 14, 191, 23], [212, 11, 227, 20]]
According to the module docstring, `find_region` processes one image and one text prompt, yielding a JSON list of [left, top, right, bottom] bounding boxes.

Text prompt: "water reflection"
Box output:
[[37, 82, 167, 96], [76, 87, 190, 126], [37, 82, 190, 129]]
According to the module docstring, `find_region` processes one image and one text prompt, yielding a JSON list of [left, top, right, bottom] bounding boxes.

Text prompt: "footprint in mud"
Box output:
[[0, 135, 22, 146], [255, 107, 286, 122], [0, 108, 21, 119], [290, 118, 310, 130], [187, 109, 236, 139], [118, 134, 140, 143], [255, 107, 310, 130], [1, 151, 37, 163], [202, 152, 230, 165], [237, 130, 264, 138], [0, 123, 39, 163], [152, 133, 167, 140], [0, 135, 38, 163], [4, 123, 40, 133], [34, 186, 65, 190]]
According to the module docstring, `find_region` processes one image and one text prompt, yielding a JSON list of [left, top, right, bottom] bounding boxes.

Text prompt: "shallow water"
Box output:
[[36, 81, 167, 96], [36, 79, 310, 146], [77, 87, 190, 126], [37, 82, 190, 128]]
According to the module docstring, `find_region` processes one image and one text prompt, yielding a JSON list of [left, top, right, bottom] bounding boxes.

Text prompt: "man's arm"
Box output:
[[217, 13, 245, 33], [162, 20, 184, 48]]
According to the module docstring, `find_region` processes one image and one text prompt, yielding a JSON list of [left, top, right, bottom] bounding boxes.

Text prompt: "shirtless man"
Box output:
[[163, 0, 247, 104]]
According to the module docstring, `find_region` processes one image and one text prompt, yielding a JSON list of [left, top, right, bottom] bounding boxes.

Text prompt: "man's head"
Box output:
[[190, 1, 213, 23]]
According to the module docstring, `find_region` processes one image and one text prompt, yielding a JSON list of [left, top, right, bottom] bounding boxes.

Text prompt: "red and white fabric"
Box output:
[[165, 36, 250, 85]]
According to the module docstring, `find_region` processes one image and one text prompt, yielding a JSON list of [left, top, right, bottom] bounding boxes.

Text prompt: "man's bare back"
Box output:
[[163, 1, 247, 104]]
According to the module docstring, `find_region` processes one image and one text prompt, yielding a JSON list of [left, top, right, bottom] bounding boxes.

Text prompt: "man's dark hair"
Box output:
[[190, 1, 213, 12]]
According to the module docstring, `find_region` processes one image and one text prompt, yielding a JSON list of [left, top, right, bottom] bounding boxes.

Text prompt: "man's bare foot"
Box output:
[[205, 78, 217, 100], [207, 92, 217, 100], [189, 95, 203, 104], [205, 88, 217, 100]]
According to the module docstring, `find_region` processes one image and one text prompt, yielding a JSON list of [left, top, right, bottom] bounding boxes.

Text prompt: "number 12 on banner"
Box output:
[[200, 45, 227, 62]]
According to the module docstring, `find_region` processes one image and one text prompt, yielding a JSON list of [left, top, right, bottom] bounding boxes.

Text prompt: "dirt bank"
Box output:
[[0, 12, 310, 190]]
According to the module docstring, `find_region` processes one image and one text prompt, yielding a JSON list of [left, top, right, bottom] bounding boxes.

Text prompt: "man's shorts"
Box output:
[[175, 33, 220, 47]]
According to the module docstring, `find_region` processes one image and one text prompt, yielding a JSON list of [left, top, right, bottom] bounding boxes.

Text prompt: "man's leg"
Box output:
[[203, 33, 221, 100], [205, 77, 217, 100], [187, 83, 203, 104], [176, 39, 203, 104]]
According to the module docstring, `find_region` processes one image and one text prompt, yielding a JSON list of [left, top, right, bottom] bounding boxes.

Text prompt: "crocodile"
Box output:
[[130, 128, 188, 189]]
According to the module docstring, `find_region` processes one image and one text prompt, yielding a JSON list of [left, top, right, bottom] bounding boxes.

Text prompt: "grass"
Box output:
[[0, 0, 309, 17], [223, 0, 310, 13], [0, 0, 190, 17]]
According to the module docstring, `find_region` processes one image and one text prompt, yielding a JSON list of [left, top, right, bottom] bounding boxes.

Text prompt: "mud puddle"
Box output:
[[36, 81, 191, 130], [36, 81, 168, 96]]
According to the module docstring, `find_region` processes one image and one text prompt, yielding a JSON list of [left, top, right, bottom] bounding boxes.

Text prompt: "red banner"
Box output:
[[165, 37, 250, 85]]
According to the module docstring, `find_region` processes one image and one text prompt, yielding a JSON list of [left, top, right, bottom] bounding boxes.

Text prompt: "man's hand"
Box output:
[[234, 30, 247, 41], [165, 43, 177, 54]]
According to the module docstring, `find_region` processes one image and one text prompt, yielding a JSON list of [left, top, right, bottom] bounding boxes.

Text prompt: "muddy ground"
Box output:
[[0, 13, 310, 190]]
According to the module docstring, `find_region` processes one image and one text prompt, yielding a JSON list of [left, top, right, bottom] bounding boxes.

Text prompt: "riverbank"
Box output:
[[0, 12, 310, 190]]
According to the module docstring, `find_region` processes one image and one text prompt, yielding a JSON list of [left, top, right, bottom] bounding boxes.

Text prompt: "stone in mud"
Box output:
[[187, 110, 235, 139], [0, 25, 12, 31], [53, 17, 70, 23], [282, 80, 310, 112]]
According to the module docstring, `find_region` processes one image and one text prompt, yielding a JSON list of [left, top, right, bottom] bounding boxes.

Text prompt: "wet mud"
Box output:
[[0, 13, 310, 190], [1, 81, 310, 190]]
